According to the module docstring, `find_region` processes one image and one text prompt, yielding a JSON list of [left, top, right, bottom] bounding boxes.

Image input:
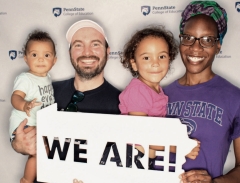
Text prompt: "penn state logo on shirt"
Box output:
[[236, 2, 240, 12], [53, 7, 62, 17], [9, 50, 17, 60], [141, 6, 151, 16], [180, 118, 197, 136]]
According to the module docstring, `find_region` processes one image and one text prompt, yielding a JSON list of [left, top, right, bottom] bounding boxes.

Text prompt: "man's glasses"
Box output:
[[65, 90, 85, 112], [179, 34, 219, 48]]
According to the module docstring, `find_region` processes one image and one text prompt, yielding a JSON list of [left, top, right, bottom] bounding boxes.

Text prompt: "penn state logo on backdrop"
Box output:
[[53, 7, 62, 17], [215, 50, 231, 59], [141, 6, 151, 16], [236, 2, 240, 12], [9, 50, 17, 60], [180, 118, 197, 136], [18, 51, 23, 58]]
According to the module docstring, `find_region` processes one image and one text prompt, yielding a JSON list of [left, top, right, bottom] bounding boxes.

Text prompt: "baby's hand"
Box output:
[[73, 179, 83, 183], [185, 139, 200, 160], [23, 98, 41, 117]]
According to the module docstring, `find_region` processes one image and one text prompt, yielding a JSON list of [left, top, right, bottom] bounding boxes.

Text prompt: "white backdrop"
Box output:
[[0, 0, 240, 182]]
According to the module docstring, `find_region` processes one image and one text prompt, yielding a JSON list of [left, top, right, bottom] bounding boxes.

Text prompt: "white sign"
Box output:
[[37, 104, 196, 183]]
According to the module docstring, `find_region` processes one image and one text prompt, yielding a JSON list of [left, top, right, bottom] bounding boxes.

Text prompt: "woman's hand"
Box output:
[[179, 170, 213, 183]]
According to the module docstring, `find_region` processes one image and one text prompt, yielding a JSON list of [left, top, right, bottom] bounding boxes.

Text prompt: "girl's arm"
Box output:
[[213, 137, 240, 183], [185, 140, 200, 159], [128, 112, 147, 116]]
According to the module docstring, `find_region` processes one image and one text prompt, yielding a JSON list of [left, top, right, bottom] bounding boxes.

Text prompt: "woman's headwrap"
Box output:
[[180, 1, 228, 45]]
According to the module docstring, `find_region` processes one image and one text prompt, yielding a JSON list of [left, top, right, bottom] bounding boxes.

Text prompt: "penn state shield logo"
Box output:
[[141, 6, 151, 16], [236, 2, 240, 12], [180, 118, 197, 136], [53, 7, 62, 17], [9, 50, 17, 60]]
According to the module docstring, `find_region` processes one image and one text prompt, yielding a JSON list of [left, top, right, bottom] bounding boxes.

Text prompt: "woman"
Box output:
[[164, 1, 240, 182]]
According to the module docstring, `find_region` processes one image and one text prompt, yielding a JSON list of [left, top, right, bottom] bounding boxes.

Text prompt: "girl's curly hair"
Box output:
[[120, 25, 179, 77]]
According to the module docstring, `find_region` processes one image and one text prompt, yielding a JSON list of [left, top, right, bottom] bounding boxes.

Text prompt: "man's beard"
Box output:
[[70, 53, 107, 80]]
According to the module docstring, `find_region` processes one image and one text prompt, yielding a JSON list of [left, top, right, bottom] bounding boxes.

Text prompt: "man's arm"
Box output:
[[213, 137, 240, 183], [11, 119, 36, 155]]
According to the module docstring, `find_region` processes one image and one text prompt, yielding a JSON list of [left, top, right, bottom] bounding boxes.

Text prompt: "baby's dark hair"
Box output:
[[23, 30, 56, 56], [120, 25, 179, 77]]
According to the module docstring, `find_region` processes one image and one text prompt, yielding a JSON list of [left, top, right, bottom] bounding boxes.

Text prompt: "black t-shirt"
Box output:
[[53, 78, 120, 114]]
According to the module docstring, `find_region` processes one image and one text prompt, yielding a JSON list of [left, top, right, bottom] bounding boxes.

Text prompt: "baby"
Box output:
[[9, 30, 57, 183]]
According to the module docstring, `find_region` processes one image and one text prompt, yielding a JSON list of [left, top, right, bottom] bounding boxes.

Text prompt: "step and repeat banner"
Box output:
[[1, 0, 240, 182]]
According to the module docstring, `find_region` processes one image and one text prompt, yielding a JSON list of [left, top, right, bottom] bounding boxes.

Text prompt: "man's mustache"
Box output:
[[77, 56, 100, 62]]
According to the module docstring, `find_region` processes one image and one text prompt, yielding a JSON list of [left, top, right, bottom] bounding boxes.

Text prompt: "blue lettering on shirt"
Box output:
[[167, 101, 223, 126]]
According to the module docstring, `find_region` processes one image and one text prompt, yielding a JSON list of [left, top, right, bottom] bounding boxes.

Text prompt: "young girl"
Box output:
[[119, 26, 200, 169], [9, 30, 57, 183]]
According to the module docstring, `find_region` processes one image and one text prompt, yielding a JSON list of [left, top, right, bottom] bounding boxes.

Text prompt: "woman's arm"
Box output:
[[213, 137, 240, 183], [179, 137, 240, 183]]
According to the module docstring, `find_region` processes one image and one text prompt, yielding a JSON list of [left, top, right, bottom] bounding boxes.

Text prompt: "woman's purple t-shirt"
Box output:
[[164, 75, 240, 178]]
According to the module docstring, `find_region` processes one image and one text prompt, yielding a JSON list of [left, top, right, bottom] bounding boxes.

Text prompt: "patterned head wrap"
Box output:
[[180, 1, 228, 45]]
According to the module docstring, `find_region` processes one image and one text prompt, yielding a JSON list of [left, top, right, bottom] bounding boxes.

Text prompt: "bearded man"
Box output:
[[11, 20, 121, 183]]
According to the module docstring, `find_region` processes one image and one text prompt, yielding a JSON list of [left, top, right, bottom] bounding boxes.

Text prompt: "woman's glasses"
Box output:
[[65, 91, 85, 112], [179, 34, 219, 48]]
